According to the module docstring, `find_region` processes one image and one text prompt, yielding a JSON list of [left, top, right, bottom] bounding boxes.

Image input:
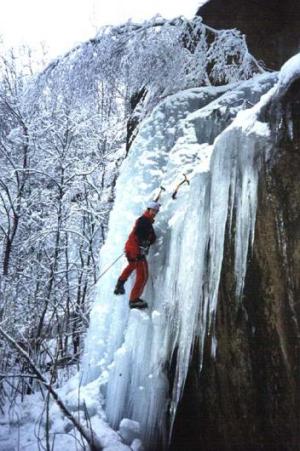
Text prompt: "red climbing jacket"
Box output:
[[124, 210, 156, 260]]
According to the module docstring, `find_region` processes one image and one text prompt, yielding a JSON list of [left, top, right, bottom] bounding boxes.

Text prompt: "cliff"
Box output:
[[170, 64, 300, 451], [76, 21, 300, 451]]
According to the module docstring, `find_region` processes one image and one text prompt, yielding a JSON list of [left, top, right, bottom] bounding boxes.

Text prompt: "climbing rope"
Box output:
[[92, 252, 124, 287]]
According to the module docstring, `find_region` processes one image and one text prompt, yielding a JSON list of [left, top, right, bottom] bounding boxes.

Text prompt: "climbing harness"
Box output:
[[172, 174, 190, 199]]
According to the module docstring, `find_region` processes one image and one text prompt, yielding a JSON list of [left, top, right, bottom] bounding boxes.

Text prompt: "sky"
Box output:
[[0, 0, 205, 58]]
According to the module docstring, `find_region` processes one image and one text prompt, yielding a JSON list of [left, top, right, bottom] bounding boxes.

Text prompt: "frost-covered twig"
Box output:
[[0, 325, 103, 451], [0, 373, 40, 378]]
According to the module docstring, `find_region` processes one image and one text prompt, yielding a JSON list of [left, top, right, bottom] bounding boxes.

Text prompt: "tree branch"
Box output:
[[0, 325, 103, 451]]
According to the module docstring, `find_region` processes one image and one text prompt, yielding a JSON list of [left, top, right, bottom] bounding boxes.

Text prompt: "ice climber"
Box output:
[[114, 201, 160, 309]]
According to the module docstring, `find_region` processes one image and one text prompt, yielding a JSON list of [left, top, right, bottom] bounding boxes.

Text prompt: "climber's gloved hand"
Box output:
[[139, 245, 149, 256]]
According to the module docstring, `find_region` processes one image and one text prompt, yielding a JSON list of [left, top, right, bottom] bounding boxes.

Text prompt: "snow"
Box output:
[[0, 375, 140, 450], [80, 71, 278, 448], [277, 52, 300, 92], [119, 419, 141, 445]]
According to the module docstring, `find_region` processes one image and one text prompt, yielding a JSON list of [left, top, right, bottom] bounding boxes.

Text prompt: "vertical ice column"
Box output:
[[80, 78, 275, 449]]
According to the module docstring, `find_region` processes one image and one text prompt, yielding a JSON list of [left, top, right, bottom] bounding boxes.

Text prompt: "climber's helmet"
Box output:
[[147, 200, 161, 212]]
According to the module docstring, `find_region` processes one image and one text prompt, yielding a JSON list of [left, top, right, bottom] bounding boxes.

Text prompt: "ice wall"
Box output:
[[81, 72, 277, 448]]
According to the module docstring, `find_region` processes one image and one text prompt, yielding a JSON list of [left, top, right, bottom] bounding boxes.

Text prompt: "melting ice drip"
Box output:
[[81, 73, 277, 448]]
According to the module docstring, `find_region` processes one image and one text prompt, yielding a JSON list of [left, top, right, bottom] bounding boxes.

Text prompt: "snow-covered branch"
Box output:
[[35, 16, 265, 119], [0, 325, 103, 451]]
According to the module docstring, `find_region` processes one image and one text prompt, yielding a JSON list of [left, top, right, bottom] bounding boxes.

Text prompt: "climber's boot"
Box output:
[[114, 279, 126, 295], [129, 299, 148, 309]]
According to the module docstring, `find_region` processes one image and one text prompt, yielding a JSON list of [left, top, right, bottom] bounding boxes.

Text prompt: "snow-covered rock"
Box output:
[[118, 418, 141, 445], [278, 52, 300, 93]]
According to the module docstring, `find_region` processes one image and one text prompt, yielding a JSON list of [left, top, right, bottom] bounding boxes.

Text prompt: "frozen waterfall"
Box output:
[[81, 72, 277, 448]]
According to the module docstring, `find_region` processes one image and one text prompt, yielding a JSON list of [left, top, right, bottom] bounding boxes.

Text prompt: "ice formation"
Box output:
[[277, 52, 300, 93], [81, 71, 278, 448]]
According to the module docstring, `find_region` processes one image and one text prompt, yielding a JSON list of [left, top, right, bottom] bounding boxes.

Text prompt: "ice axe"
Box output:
[[172, 174, 190, 199], [154, 185, 166, 202]]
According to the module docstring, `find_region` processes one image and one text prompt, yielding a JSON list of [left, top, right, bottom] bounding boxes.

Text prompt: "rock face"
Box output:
[[197, 0, 300, 70], [170, 78, 300, 449]]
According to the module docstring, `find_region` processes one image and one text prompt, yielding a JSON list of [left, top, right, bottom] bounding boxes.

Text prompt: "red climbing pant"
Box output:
[[119, 258, 149, 301]]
